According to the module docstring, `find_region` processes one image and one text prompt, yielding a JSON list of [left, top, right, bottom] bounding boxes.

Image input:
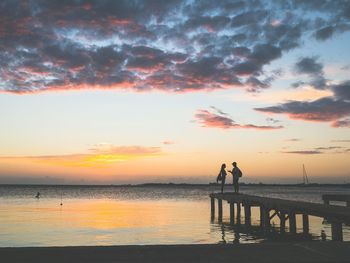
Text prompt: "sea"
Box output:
[[0, 184, 349, 247]]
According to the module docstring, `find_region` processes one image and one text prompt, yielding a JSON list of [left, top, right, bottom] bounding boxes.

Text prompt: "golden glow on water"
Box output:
[[62, 200, 190, 230], [0, 198, 214, 246]]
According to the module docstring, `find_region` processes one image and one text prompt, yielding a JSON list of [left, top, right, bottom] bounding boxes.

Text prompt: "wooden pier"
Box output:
[[210, 193, 350, 241], [323, 194, 350, 207]]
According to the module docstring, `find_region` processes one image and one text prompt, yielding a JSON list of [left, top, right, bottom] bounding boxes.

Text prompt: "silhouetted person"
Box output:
[[35, 192, 40, 199], [228, 162, 242, 193], [216, 163, 227, 193]]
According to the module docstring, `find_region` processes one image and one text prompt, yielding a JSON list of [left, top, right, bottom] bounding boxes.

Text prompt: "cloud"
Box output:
[[184, 15, 231, 31], [255, 83, 350, 127], [244, 70, 282, 92], [230, 10, 265, 28], [293, 56, 327, 90], [249, 44, 282, 65], [332, 118, 350, 128], [314, 146, 343, 150], [282, 150, 323, 155], [255, 97, 350, 121], [194, 109, 235, 129], [194, 107, 283, 130], [331, 139, 350, 143], [266, 117, 281, 124], [162, 141, 175, 145], [332, 81, 350, 101], [341, 64, 350, 70], [295, 57, 323, 75], [88, 145, 161, 155], [209, 106, 230, 116], [291, 81, 306, 89], [285, 138, 300, 142], [314, 26, 335, 41], [314, 24, 350, 41], [1, 0, 350, 94], [255, 56, 350, 127], [0, 145, 162, 167], [282, 146, 350, 155]]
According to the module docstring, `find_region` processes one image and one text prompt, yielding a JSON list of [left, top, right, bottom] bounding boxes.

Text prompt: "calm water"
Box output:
[[0, 185, 349, 247]]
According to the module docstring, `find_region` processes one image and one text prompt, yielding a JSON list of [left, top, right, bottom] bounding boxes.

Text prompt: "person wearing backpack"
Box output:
[[228, 162, 242, 193], [216, 163, 227, 193]]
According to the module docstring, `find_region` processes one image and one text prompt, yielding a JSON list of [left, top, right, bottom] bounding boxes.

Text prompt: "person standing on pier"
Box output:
[[228, 162, 242, 193], [216, 163, 227, 193]]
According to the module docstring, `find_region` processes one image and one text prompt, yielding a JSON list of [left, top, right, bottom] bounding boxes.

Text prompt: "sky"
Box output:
[[0, 0, 350, 184]]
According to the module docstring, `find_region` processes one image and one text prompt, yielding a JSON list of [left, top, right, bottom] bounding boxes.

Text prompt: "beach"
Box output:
[[1, 242, 350, 263]]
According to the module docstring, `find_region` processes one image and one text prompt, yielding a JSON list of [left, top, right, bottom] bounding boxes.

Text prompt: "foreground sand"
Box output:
[[1, 242, 350, 263]]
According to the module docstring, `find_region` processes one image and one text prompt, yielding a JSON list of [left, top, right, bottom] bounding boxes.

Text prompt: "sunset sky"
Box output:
[[1, 0, 350, 184]]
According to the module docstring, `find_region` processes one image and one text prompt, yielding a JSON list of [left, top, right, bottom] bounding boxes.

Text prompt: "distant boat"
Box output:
[[302, 164, 310, 185]]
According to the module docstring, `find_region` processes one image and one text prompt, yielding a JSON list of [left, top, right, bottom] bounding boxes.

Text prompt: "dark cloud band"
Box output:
[[1, 0, 350, 94]]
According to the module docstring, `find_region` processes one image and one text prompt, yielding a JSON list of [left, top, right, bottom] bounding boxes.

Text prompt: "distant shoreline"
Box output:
[[0, 182, 349, 188]]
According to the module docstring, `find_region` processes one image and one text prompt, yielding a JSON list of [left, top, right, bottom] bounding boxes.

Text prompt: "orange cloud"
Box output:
[[162, 141, 175, 145], [0, 145, 162, 168]]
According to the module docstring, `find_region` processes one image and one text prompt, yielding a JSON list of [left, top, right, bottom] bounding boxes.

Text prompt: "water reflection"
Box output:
[[0, 198, 212, 246], [211, 216, 320, 244]]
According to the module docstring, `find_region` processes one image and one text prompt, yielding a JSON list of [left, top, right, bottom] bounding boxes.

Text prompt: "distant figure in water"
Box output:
[[35, 192, 40, 199], [228, 162, 242, 193], [216, 163, 227, 193]]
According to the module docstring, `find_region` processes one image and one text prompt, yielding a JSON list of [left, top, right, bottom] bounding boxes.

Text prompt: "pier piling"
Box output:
[[218, 199, 223, 222], [210, 197, 215, 219], [244, 204, 251, 226], [289, 212, 297, 234], [236, 203, 241, 225], [259, 206, 264, 227], [302, 214, 309, 234], [229, 203, 235, 225], [331, 221, 343, 241], [280, 212, 286, 233]]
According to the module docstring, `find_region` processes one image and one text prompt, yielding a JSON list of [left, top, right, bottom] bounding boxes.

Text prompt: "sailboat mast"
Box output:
[[302, 164, 309, 184]]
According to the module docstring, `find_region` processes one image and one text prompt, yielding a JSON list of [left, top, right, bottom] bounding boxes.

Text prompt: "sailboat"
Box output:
[[302, 164, 309, 185]]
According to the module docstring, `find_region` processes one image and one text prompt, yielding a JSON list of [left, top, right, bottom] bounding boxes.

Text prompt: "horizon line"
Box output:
[[1, 182, 349, 187]]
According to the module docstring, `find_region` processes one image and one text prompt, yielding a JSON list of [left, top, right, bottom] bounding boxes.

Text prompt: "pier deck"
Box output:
[[210, 193, 350, 241]]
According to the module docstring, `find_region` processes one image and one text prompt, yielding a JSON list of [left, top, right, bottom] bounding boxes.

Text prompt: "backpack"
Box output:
[[237, 168, 242, 177]]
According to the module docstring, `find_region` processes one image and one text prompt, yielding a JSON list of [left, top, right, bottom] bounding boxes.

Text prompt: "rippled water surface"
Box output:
[[0, 185, 349, 247]]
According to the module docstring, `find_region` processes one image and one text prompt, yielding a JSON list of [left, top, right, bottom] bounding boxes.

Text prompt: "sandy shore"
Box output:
[[1, 242, 350, 263]]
